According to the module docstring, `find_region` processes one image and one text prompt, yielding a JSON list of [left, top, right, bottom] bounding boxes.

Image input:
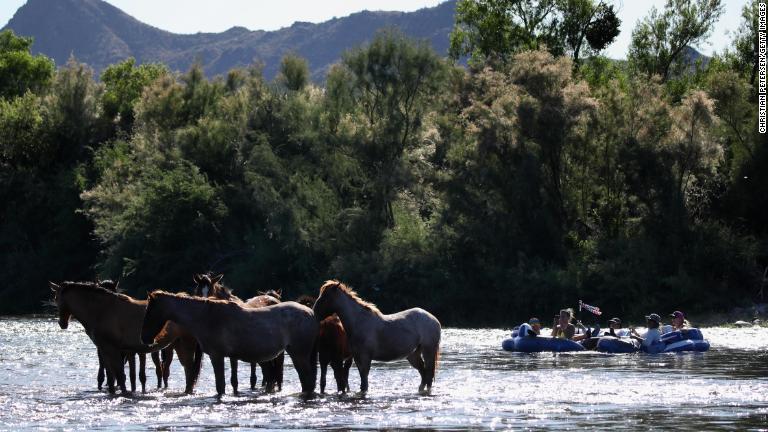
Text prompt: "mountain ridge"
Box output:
[[3, 0, 457, 79]]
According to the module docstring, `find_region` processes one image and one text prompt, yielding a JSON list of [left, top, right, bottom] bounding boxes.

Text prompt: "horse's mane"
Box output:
[[320, 280, 380, 314], [149, 290, 238, 306], [58, 281, 134, 302]]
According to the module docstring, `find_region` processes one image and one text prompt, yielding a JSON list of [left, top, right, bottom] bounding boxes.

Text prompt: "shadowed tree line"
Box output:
[[0, 0, 764, 325]]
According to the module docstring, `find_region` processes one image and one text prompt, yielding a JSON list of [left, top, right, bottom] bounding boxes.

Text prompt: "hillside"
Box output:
[[3, 0, 457, 79]]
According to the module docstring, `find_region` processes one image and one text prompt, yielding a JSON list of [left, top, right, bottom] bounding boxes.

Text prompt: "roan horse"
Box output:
[[50, 281, 185, 393], [141, 290, 318, 396], [298, 295, 352, 393], [192, 273, 285, 392], [312, 280, 441, 394]]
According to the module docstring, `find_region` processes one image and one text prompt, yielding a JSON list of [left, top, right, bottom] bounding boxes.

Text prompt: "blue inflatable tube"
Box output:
[[596, 337, 639, 353], [595, 328, 710, 354], [502, 336, 585, 353]]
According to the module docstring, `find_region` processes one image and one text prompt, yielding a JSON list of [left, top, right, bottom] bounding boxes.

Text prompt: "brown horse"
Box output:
[[91, 279, 165, 393], [141, 291, 318, 396], [193, 273, 284, 392], [298, 295, 352, 393], [50, 281, 201, 394], [312, 280, 441, 394]]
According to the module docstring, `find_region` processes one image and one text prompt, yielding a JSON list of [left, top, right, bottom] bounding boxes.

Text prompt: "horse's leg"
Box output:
[[151, 351, 162, 388], [249, 362, 256, 390], [97, 349, 106, 390], [421, 345, 439, 393], [161, 346, 174, 389], [190, 342, 204, 393], [175, 340, 197, 394], [286, 347, 316, 394], [354, 354, 371, 393], [139, 353, 147, 393], [406, 347, 427, 393], [209, 355, 226, 396], [103, 347, 127, 394], [128, 353, 137, 393], [342, 358, 353, 392], [330, 358, 346, 393], [229, 358, 239, 394], [105, 366, 115, 394], [319, 355, 329, 394], [275, 353, 284, 391]]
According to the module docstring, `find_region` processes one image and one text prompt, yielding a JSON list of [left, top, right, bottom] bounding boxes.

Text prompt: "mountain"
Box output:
[[3, 0, 457, 80]]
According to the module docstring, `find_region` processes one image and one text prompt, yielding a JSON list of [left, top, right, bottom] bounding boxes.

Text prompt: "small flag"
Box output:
[[579, 300, 602, 316]]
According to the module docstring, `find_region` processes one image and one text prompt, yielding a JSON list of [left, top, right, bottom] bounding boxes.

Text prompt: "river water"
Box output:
[[0, 317, 766, 430]]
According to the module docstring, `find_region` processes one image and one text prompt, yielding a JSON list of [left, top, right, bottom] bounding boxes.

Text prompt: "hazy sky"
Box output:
[[0, 0, 751, 60]]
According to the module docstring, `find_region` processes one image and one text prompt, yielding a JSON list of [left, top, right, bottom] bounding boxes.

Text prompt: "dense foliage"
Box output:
[[0, 0, 764, 325]]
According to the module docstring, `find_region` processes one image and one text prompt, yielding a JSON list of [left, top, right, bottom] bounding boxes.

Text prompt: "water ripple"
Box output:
[[0, 318, 766, 430]]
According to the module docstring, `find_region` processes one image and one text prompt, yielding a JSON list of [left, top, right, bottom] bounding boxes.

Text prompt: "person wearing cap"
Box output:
[[515, 317, 542, 338], [528, 317, 541, 336], [669, 311, 690, 331], [606, 317, 629, 338], [630, 313, 663, 349]]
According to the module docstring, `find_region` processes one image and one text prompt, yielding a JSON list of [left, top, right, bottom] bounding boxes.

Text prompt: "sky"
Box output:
[[0, 0, 751, 60]]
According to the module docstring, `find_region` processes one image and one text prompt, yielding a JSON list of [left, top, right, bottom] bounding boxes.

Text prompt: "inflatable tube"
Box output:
[[502, 336, 585, 353], [645, 328, 710, 353], [595, 336, 640, 353]]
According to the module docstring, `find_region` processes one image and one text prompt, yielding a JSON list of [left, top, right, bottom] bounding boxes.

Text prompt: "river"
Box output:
[[0, 317, 766, 430]]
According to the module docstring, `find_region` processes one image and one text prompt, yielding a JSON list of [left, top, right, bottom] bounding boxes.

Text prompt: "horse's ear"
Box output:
[[193, 274, 201, 284], [213, 273, 224, 284], [49, 281, 60, 292]]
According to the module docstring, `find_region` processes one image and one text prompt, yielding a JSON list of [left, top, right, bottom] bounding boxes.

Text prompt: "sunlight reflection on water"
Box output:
[[0, 318, 766, 430]]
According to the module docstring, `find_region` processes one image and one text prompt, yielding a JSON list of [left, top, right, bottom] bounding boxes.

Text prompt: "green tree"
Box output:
[[278, 53, 310, 91], [340, 30, 447, 231], [101, 58, 167, 131], [0, 30, 55, 99], [628, 0, 724, 82], [450, 0, 620, 66]]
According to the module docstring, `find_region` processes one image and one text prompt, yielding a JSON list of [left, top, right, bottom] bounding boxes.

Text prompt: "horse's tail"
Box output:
[[191, 342, 204, 389]]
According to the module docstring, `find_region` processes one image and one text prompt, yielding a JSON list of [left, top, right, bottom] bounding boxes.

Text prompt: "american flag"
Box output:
[[579, 300, 602, 316]]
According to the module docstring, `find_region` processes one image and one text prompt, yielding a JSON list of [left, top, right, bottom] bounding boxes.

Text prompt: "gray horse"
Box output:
[[312, 280, 441, 394]]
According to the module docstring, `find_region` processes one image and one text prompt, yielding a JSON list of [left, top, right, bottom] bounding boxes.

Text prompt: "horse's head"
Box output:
[[313, 280, 342, 320], [141, 291, 167, 345], [49, 282, 71, 329], [193, 273, 226, 299]]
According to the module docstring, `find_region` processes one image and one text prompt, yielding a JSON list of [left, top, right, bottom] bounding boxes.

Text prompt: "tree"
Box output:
[[0, 30, 54, 99], [278, 53, 309, 91], [561, 0, 621, 64], [101, 58, 167, 131], [628, 0, 724, 81], [341, 30, 447, 230], [449, 0, 620, 67]]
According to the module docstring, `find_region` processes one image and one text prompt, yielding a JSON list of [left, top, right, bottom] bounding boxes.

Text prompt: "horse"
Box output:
[[91, 279, 158, 392], [312, 280, 441, 394], [141, 290, 318, 396], [298, 295, 352, 394], [50, 281, 202, 394], [192, 273, 284, 392]]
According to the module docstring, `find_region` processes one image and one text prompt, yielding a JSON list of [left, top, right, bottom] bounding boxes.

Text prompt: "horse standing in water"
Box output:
[[91, 280, 161, 392], [312, 280, 441, 394], [141, 290, 318, 396], [298, 295, 352, 393], [50, 281, 195, 394], [193, 274, 285, 392]]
